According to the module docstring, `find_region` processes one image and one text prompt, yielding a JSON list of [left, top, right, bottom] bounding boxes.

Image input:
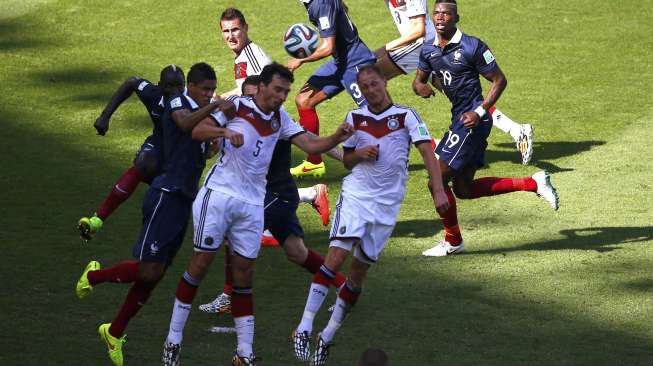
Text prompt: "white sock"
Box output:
[[167, 298, 192, 344], [297, 283, 329, 334], [235, 315, 255, 357], [297, 187, 317, 203], [320, 296, 348, 343], [491, 108, 521, 141]]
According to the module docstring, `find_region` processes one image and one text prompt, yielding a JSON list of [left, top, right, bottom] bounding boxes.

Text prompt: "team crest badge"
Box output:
[[204, 236, 214, 246], [339, 226, 346, 235], [453, 49, 463, 64], [270, 118, 280, 131], [150, 242, 159, 255], [387, 118, 400, 130]]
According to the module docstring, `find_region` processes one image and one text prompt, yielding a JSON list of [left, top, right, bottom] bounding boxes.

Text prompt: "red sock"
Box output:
[[298, 108, 322, 164], [223, 245, 233, 295], [470, 177, 537, 198], [175, 275, 199, 304], [231, 287, 254, 318], [302, 249, 346, 288], [439, 187, 463, 245], [87, 260, 139, 285], [338, 283, 361, 306], [109, 281, 155, 338], [96, 166, 144, 220], [488, 106, 497, 115], [430, 137, 438, 150]]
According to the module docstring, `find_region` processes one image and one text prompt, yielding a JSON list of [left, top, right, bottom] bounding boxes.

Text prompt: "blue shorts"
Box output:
[[264, 193, 304, 245], [435, 115, 493, 171], [307, 58, 375, 106], [133, 135, 162, 178], [132, 188, 192, 266]]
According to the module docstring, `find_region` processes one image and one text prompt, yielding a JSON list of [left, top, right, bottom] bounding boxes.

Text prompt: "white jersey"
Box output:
[[341, 104, 432, 205], [233, 41, 272, 91], [386, 0, 435, 42], [203, 96, 304, 205]]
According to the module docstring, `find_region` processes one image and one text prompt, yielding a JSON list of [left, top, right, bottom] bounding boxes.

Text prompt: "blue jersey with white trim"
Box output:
[[307, 0, 374, 66], [418, 29, 498, 123], [151, 93, 210, 198], [134, 78, 165, 143]]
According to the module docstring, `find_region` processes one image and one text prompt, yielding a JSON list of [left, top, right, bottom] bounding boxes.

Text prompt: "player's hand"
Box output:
[[334, 122, 355, 142], [225, 129, 244, 147], [414, 83, 435, 99], [459, 111, 480, 129], [216, 100, 237, 120], [204, 138, 222, 158], [94, 116, 109, 136], [286, 58, 303, 72], [355, 145, 379, 161], [432, 188, 450, 215]]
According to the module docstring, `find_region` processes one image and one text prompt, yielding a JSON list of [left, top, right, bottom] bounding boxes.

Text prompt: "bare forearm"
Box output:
[[100, 77, 139, 118], [386, 23, 425, 51], [192, 119, 229, 141], [305, 130, 342, 161], [418, 143, 445, 192], [303, 134, 340, 154], [482, 78, 506, 110], [342, 149, 361, 170]]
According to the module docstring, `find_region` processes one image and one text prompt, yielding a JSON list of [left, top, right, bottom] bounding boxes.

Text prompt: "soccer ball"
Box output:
[[283, 23, 319, 59]]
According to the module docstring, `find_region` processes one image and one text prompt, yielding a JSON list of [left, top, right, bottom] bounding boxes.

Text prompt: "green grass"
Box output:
[[1, 0, 652, 364]]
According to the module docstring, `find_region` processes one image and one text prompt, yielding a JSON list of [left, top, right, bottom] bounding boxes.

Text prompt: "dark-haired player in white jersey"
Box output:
[[291, 65, 449, 365], [414, 0, 558, 257], [162, 63, 353, 366], [375, 0, 534, 164]]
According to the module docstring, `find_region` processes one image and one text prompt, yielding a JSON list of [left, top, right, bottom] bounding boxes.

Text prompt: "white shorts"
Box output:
[[193, 187, 264, 259], [329, 193, 400, 264], [388, 40, 424, 74]]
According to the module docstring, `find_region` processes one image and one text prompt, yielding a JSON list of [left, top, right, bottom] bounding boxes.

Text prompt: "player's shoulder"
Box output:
[[392, 103, 422, 119]]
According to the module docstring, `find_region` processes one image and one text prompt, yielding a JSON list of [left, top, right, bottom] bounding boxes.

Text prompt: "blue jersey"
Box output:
[[418, 29, 498, 124], [134, 78, 164, 129], [151, 93, 209, 199], [307, 0, 374, 66]]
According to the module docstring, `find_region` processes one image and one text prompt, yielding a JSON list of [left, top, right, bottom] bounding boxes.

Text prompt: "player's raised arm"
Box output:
[[172, 99, 234, 132], [290, 121, 353, 154], [94, 76, 141, 135]]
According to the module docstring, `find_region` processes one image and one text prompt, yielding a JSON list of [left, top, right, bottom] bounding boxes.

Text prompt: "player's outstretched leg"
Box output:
[[75, 260, 100, 299], [490, 107, 534, 165], [78, 166, 144, 240], [532, 171, 559, 210], [98, 323, 126, 366]]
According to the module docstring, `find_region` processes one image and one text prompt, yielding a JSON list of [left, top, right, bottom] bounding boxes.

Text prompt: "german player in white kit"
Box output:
[[376, 0, 534, 165], [291, 64, 449, 366], [161, 63, 353, 366]]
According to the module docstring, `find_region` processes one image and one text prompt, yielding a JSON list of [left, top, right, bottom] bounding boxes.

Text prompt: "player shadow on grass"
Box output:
[[471, 226, 652, 255], [392, 219, 441, 238], [0, 19, 54, 51], [489, 140, 606, 173]]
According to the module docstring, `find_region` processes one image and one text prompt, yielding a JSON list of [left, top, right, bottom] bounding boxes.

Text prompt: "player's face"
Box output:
[[357, 71, 389, 108], [187, 79, 217, 107], [242, 84, 258, 97], [257, 75, 291, 112], [221, 19, 249, 53], [433, 3, 458, 35]]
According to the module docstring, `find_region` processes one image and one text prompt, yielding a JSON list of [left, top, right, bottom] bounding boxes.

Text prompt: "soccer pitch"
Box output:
[[1, 0, 652, 364]]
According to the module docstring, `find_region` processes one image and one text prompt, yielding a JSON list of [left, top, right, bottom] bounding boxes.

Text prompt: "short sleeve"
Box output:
[[417, 47, 433, 73], [135, 78, 163, 112], [313, 2, 337, 38], [342, 111, 358, 149], [405, 109, 431, 144], [279, 108, 305, 140], [168, 94, 188, 113], [472, 39, 498, 75]]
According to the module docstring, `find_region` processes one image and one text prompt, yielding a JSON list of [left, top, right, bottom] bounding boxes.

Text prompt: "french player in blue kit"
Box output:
[[288, 0, 376, 177], [77, 65, 185, 240], [75, 63, 241, 366], [413, 0, 559, 257]]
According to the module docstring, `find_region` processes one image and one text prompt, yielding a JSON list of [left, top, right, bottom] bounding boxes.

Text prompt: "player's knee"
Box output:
[[134, 151, 159, 180], [452, 184, 473, 199], [295, 92, 315, 110]]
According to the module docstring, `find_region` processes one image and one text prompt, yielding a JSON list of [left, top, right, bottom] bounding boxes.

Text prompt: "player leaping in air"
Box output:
[[287, 0, 376, 178], [413, 0, 558, 257], [375, 0, 534, 164], [77, 65, 184, 240], [291, 64, 449, 365]]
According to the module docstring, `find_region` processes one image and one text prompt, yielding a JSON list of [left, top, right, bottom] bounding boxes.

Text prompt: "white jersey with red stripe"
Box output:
[[233, 41, 272, 91], [341, 103, 432, 205], [386, 0, 435, 41], [203, 97, 305, 205]]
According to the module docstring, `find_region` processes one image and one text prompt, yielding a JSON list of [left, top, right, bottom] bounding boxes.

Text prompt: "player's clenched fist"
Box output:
[[214, 100, 237, 120], [94, 116, 110, 136], [432, 188, 450, 215], [225, 129, 244, 147], [334, 122, 355, 141]]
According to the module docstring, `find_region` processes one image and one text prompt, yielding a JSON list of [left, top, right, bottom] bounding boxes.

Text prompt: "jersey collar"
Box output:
[[434, 28, 463, 47]]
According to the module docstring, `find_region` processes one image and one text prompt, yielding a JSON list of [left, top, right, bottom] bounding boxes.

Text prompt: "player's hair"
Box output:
[[356, 64, 386, 81], [187, 62, 216, 84], [220, 7, 247, 26], [241, 75, 261, 94], [358, 348, 388, 366], [159, 64, 185, 98], [259, 63, 294, 85], [435, 0, 457, 3]]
